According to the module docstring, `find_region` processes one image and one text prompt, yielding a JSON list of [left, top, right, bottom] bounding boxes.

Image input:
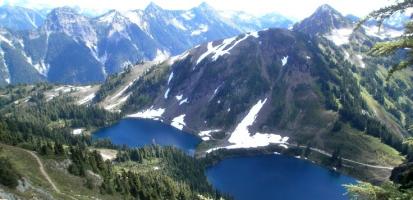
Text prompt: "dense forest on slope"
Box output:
[[0, 84, 225, 200]]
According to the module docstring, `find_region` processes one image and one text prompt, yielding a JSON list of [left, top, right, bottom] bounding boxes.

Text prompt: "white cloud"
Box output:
[[1, 0, 398, 19]]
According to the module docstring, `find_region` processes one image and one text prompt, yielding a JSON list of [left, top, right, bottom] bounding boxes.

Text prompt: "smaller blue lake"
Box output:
[[206, 154, 356, 200], [93, 118, 201, 155]]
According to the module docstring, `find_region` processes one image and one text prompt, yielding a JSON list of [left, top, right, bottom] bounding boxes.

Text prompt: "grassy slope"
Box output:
[[0, 144, 119, 200], [322, 124, 403, 167], [0, 143, 62, 199]]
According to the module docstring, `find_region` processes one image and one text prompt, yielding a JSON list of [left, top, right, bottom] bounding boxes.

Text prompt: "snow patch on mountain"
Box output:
[[72, 128, 83, 135], [191, 24, 208, 36], [153, 49, 170, 63], [108, 21, 127, 37], [123, 10, 152, 36], [33, 61, 48, 76], [209, 84, 222, 101], [98, 11, 117, 23], [181, 11, 195, 20], [199, 129, 221, 141], [227, 98, 268, 146], [169, 50, 189, 65], [20, 51, 48, 76], [207, 98, 289, 153], [249, 31, 259, 38], [127, 107, 165, 120], [210, 34, 249, 61], [343, 50, 350, 60], [164, 88, 170, 99], [325, 28, 353, 46], [0, 34, 13, 46], [356, 54, 366, 68], [196, 42, 214, 65], [197, 33, 254, 65], [167, 72, 174, 85], [179, 98, 188, 105], [0, 49, 10, 84], [17, 39, 24, 48], [169, 18, 187, 30], [171, 114, 186, 130], [282, 56, 288, 66]]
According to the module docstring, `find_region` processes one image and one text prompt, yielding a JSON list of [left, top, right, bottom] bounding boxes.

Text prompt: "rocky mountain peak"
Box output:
[[47, 6, 80, 19], [45, 6, 89, 30], [197, 2, 214, 11], [316, 4, 337, 13], [145, 2, 163, 13], [96, 9, 128, 24], [43, 6, 97, 49], [293, 4, 351, 35]]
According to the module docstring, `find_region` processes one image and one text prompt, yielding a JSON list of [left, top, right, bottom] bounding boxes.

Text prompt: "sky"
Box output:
[[0, 0, 398, 19]]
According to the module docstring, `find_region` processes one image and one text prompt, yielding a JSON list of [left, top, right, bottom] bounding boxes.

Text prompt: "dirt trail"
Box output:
[[24, 150, 60, 192], [24, 150, 81, 200]]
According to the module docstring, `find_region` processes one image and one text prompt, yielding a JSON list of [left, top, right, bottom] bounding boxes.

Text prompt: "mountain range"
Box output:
[[0, 2, 295, 85]]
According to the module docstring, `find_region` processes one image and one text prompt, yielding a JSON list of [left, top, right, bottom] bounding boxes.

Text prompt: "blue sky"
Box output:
[[1, 0, 397, 19]]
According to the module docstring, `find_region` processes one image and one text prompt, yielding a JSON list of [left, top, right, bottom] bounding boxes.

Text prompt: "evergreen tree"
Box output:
[[0, 157, 20, 188], [358, 0, 413, 79]]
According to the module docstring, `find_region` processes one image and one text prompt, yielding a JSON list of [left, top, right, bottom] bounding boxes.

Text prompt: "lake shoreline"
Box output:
[[94, 117, 392, 184]]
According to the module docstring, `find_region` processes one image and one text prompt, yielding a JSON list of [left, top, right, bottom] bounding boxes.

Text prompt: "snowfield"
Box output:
[[171, 114, 186, 130], [127, 107, 165, 120], [325, 28, 353, 46], [72, 128, 84, 135], [282, 56, 288, 66], [164, 88, 170, 99], [356, 54, 366, 68], [167, 72, 174, 85], [96, 149, 117, 161], [191, 24, 209, 36], [175, 94, 183, 101], [196, 32, 259, 65], [199, 129, 221, 141], [168, 50, 190, 65], [206, 98, 289, 153], [179, 98, 188, 105], [0, 34, 13, 46], [153, 49, 170, 63]]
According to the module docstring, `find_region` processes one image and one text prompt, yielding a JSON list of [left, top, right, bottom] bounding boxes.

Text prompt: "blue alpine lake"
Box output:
[[93, 118, 201, 155], [206, 154, 357, 200], [94, 118, 357, 200]]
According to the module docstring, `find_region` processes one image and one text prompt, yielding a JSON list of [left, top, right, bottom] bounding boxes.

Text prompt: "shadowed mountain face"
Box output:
[[0, 3, 294, 85], [120, 28, 340, 146]]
